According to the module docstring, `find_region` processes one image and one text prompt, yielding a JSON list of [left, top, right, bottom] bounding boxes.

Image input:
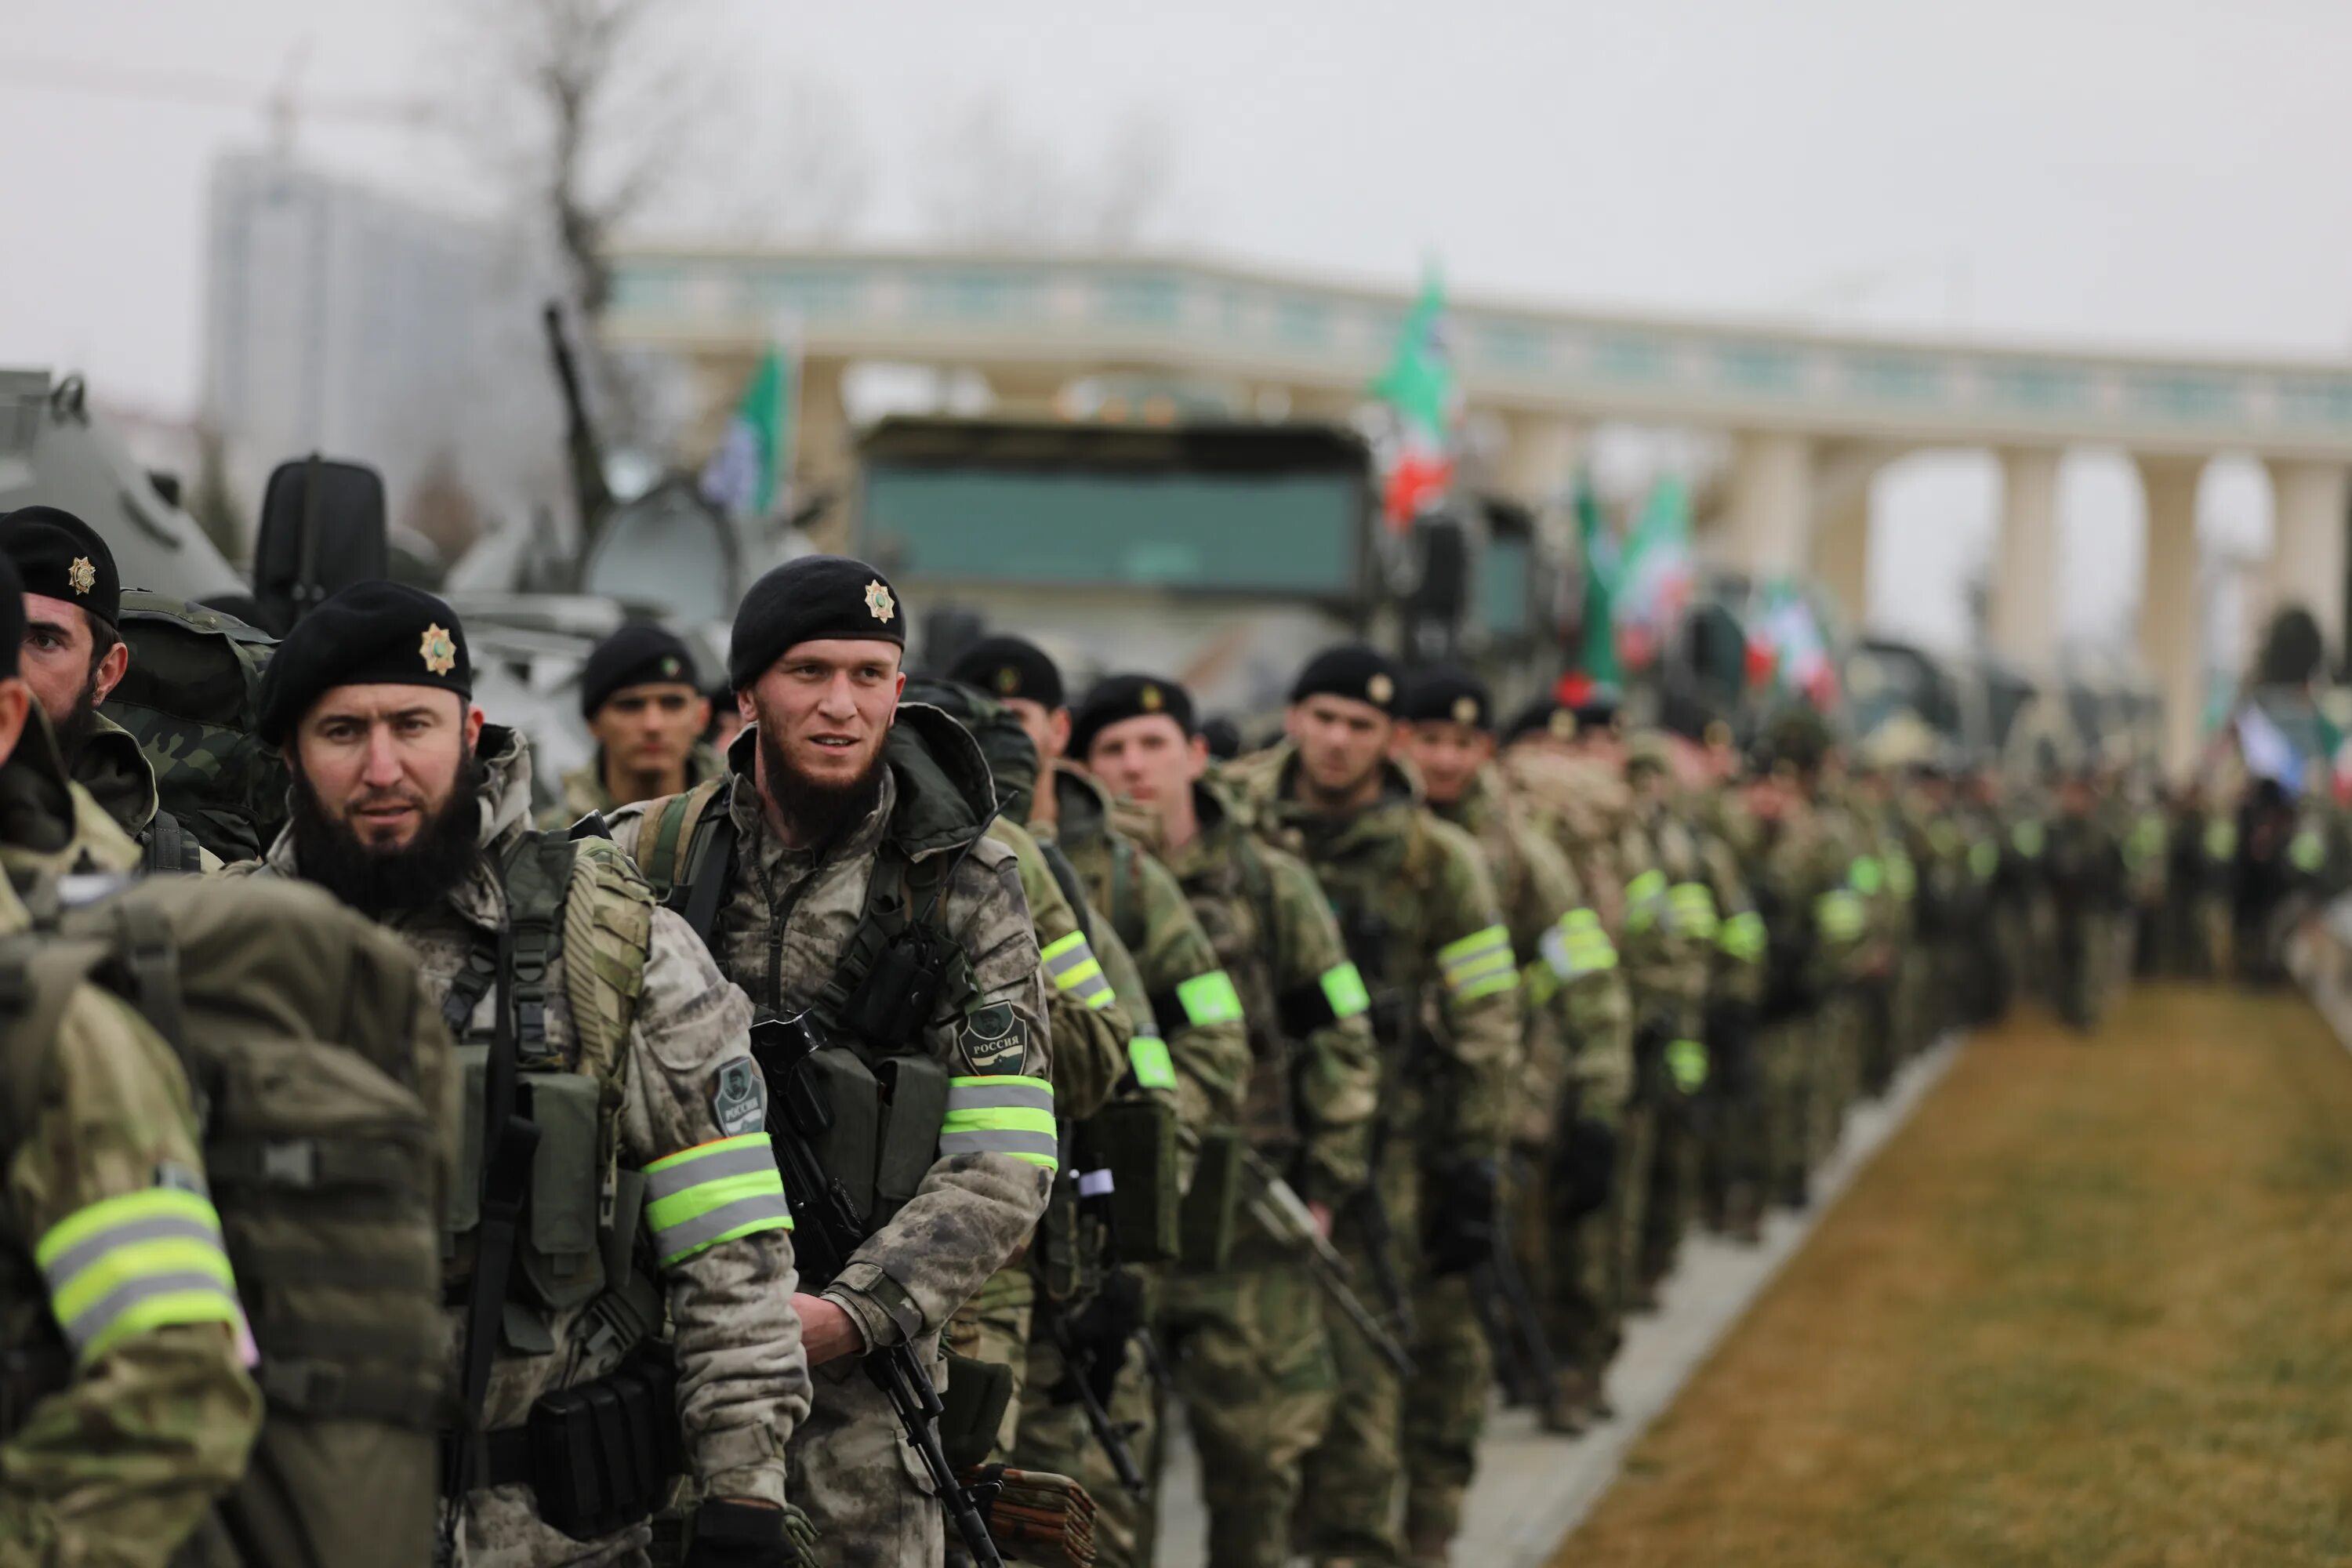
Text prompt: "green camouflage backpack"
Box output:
[[0, 873, 454, 1568], [102, 591, 288, 866]]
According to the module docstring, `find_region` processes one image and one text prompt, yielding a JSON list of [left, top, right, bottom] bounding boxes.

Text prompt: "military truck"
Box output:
[[849, 414, 1567, 717]]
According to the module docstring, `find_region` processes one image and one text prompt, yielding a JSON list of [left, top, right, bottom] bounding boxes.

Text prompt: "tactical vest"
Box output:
[[0, 873, 450, 1568], [1180, 827, 1302, 1152]]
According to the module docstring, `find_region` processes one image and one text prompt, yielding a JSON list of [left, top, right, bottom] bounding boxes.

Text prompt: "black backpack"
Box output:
[[102, 590, 287, 866]]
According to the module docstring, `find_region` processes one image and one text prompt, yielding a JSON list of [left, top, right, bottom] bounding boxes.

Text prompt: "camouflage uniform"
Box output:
[[1677, 778, 1766, 1240], [0, 711, 146, 880], [1748, 791, 1862, 1205], [1232, 744, 1522, 1568], [539, 742, 728, 832], [0, 726, 263, 1566], [2045, 798, 2124, 1030], [1428, 763, 1628, 1425], [1024, 764, 1250, 1568], [69, 712, 223, 873], [944, 818, 1137, 1461], [1154, 774, 1380, 1568], [612, 710, 1051, 1568], [251, 727, 810, 1567]]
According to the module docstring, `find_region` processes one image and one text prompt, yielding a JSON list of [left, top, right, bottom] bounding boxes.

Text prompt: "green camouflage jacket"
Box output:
[[987, 816, 1136, 1124], [0, 786, 261, 1563], [1233, 743, 1523, 1160], [540, 742, 728, 832], [1750, 800, 1867, 1018], [1156, 775, 1381, 1206], [1432, 765, 1632, 1135], [0, 710, 143, 883], [1037, 764, 1250, 1142]]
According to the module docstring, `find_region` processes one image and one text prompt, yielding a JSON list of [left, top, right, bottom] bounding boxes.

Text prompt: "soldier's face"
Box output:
[[19, 593, 126, 739], [1288, 695, 1392, 798], [590, 681, 708, 777], [1087, 713, 1203, 811], [290, 686, 485, 850], [1004, 698, 1070, 772], [1396, 720, 1492, 805], [741, 639, 904, 793]]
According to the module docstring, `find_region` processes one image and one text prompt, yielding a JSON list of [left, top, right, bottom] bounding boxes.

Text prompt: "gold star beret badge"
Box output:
[[1549, 710, 1578, 741], [1367, 673, 1395, 706], [67, 557, 96, 596], [419, 623, 458, 677], [995, 666, 1020, 695], [1452, 695, 1479, 725], [1140, 684, 1163, 712], [865, 580, 896, 623], [660, 655, 682, 679]]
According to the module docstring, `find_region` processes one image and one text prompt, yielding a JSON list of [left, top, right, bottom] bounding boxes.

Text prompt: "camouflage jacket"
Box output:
[[0, 709, 143, 884], [987, 816, 1135, 1123], [1621, 789, 1711, 1031], [1500, 744, 1642, 937], [246, 728, 810, 1521], [540, 742, 728, 833], [1750, 800, 1866, 1019], [69, 713, 220, 874], [1038, 764, 1250, 1141], [1232, 744, 1523, 1160], [1433, 766, 1632, 1136], [1156, 775, 1381, 1205], [1682, 786, 1766, 1009], [609, 711, 1052, 1359], [0, 807, 262, 1565]]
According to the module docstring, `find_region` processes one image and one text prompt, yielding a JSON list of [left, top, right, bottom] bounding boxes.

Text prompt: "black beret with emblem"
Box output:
[[1290, 643, 1402, 716], [1398, 665, 1492, 731], [1503, 693, 1572, 746], [728, 554, 904, 691], [256, 580, 472, 744], [945, 634, 1065, 710], [579, 622, 702, 717], [0, 505, 120, 628], [1069, 672, 1195, 760], [0, 554, 22, 679]]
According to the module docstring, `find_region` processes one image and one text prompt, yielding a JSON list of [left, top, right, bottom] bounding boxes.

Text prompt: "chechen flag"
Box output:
[[1371, 267, 1462, 532]]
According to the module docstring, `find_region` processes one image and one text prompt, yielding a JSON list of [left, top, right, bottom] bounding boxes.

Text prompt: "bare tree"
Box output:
[[918, 92, 1181, 251]]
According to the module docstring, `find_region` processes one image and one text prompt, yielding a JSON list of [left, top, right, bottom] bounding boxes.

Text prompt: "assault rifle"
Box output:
[[1239, 1148, 1414, 1378], [750, 1014, 1005, 1568]]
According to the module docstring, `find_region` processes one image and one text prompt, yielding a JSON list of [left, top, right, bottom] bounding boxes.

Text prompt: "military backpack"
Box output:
[[0, 873, 453, 1568]]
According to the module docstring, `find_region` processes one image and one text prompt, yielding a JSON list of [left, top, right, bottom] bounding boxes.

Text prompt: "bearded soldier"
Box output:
[[239, 582, 811, 1567], [1, 505, 216, 872], [616, 557, 1053, 1567], [1227, 644, 1521, 1568], [1394, 667, 1629, 1430], [0, 554, 264, 1563], [1076, 672, 1382, 1568], [543, 623, 727, 828]]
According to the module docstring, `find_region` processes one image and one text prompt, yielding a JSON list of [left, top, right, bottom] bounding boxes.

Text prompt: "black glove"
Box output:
[[1422, 1157, 1500, 1276], [1056, 1267, 1145, 1409], [1552, 1118, 1617, 1223], [687, 1499, 810, 1566]]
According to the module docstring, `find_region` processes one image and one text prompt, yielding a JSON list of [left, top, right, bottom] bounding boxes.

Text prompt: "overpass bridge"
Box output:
[[604, 245, 2352, 772]]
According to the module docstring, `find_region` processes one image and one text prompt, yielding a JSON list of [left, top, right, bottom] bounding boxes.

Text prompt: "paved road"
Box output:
[[1149, 1035, 1963, 1566]]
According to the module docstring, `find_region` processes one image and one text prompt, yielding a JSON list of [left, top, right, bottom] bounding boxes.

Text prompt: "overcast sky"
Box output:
[[5, 0, 2343, 648]]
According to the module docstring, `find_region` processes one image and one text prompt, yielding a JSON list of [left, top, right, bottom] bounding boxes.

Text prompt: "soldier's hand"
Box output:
[[687, 1497, 818, 1565], [791, 1294, 866, 1366], [1308, 1200, 1334, 1240]]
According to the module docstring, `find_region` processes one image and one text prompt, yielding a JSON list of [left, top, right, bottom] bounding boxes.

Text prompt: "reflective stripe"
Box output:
[[1176, 970, 1245, 1028], [1970, 841, 2001, 881], [641, 1133, 792, 1267], [1319, 962, 1371, 1020], [1127, 1034, 1178, 1091], [1814, 889, 1867, 942], [1624, 869, 1669, 931], [1887, 852, 1917, 901], [1718, 909, 1766, 964], [1665, 1038, 1709, 1093], [1456, 970, 1519, 1002], [1043, 931, 1115, 1011], [2013, 821, 2046, 858], [1849, 856, 1882, 896], [2204, 822, 2237, 860], [1440, 924, 1519, 1003], [1541, 909, 1617, 982], [2292, 831, 2327, 873], [1668, 882, 1719, 941], [36, 1189, 245, 1364], [942, 1076, 1060, 1170]]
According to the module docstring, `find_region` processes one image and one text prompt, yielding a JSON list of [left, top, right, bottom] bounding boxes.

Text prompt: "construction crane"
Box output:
[[0, 43, 437, 157]]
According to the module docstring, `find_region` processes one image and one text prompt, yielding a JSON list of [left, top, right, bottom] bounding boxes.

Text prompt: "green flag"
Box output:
[[1573, 473, 1622, 683], [699, 344, 793, 520]]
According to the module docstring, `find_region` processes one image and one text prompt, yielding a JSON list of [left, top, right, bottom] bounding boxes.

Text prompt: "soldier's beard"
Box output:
[[758, 726, 887, 851], [289, 752, 488, 919], [49, 666, 103, 763]]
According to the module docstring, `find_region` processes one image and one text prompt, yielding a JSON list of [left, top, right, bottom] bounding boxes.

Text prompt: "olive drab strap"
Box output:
[[641, 778, 734, 945], [143, 809, 203, 877], [1108, 834, 1145, 956]]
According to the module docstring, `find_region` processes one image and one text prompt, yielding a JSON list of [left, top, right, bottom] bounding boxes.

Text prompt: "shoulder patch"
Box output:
[[957, 1000, 1028, 1076], [713, 1055, 766, 1137]]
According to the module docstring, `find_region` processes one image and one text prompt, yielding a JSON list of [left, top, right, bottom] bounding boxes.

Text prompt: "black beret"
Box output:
[[1399, 665, 1492, 731], [1071, 673, 1194, 760], [1290, 644, 1401, 715], [728, 555, 904, 690], [1199, 716, 1243, 762], [580, 622, 700, 717], [1503, 694, 1572, 746], [0, 554, 22, 679], [946, 634, 1065, 710], [257, 581, 471, 744], [1, 505, 120, 629], [1557, 673, 1622, 729]]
